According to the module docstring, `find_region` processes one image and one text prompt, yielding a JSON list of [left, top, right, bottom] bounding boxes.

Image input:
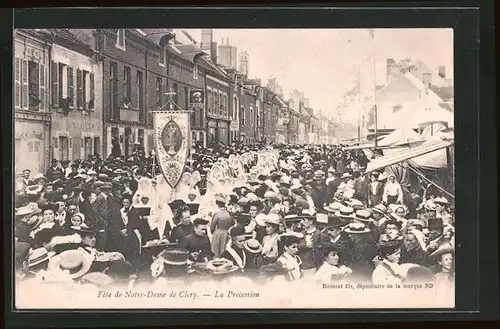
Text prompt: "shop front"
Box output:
[[15, 112, 51, 175]]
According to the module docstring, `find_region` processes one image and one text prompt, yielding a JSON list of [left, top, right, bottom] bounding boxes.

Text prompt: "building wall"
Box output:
[[239, 90, 256, 144], [206, 74, 231, 145], [50, 43, 104, 160], [377, 74, 422, 103], [14, 30, 52, 175], [99, 29, 150, 157]]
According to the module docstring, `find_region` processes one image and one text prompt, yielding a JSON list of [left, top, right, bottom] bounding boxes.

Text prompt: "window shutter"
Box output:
[[51, 61, 59, 108], [14, 58, 21, 109], [39, 64, 46, 110], [21, 59, 28, 110], [131, 70, 137, 109], [76, 69, 82, 109], [90, 72, 95, 109], [68, 66, 74, 107]]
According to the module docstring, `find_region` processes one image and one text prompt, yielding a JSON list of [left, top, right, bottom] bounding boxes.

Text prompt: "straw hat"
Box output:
[[244, 239, 263, 254], [265, 213, 281, 226], [343, 222, 370, 234], [430, 243, 454, 259], [28, 248, 55, 268], [378, 173, 388, 181], [353, 209, 372, 223], [334, 206, 355, 219], [80, 272, 114, 288], [49, 249, 93, 279], [324, 201, 343, 213]]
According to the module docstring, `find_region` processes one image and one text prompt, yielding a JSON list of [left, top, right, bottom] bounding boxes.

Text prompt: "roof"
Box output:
[[176, 44, 206, 63], [142, 29, 175, 46], [403, 72, 444, 104], [365, 138, 454, 173], [430, 85, 454, 101]]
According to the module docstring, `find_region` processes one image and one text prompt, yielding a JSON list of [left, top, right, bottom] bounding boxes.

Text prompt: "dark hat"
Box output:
[[104, 259, 135, 281], [230, 226, 246, 238], [320, 242, 346, 257], [168, 199, 187, 213], [280, 182, 291, 189], [135, 207, 151, 217], [193, 218, 209, 226], [160, 249, 189, 266], [186, 203, 200, 215], [236, 213, 251, 224], [383, 219, 402, 231], [427, 217, 444, 231], [279, 233, 301, 246], [326, 215, 344, 229], [71, 224, 96, 236], [257, 174, 268, 181]]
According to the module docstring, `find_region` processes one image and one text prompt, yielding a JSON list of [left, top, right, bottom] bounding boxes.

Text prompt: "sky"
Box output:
[[181, 28, 453, 121]]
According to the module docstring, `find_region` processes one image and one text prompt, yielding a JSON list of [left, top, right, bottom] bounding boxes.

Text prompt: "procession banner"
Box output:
[[189, 89, 205, 109], [154, 110, 191, 188]]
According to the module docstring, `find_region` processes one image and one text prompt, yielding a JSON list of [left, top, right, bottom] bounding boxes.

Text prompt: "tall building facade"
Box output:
[[14, 29, 52, 175]]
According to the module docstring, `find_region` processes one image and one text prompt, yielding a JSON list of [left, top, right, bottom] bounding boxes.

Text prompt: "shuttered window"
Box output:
[[14, 58, 20, 109], [51, 60, 59, 108], [76, 69, 83, 109], [39, 64, 46, 110], [21, 59, 28, 110], [68, 66, 74, 107], [89, 73, 95, 110], [59, 136, 69, 161]]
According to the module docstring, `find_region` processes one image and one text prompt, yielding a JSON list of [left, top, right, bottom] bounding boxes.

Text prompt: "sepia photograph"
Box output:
[[13, 27, 455, 309]]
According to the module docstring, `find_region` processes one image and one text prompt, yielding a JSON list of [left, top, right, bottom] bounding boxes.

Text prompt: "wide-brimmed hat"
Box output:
[[25, 185, 43, 196], [15, 203, 42, 217], [371, 204, 388, 216], [343, 222, 370, 234], [254, 213, 268, 227], [324, 201, 343, 213], [378, 173, 388, 181], [334, 206, 355, 219], [430, 243, 455, 259], [301, 209, 316, 221], [80, 272, 114, 288], [341, 173, 352, 179], [265, 213, 281, 226], [49, 249, 93, 279], [101, 182, 113, 190], [353, 209, 372, 223], [244, 239, 263, 254], [28, 248, 55, 267]]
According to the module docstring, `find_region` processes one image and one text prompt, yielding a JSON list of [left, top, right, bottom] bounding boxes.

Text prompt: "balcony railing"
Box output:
[[120, 107, 139, 122]]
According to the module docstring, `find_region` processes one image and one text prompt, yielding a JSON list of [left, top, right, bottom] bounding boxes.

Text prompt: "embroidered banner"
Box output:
[[154, 111, 191, 188], [189, 89, 205, 109]]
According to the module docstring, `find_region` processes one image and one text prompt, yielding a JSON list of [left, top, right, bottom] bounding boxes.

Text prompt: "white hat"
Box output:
[[434, 197, 449, 204], [378, 173, 388, 181], [316, 213, 328, 224]]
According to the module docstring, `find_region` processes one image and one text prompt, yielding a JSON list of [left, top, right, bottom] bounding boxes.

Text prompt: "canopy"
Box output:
[[412, 106, 454, 128], [378, 125, 425, 147], [365, 138, 454, 173]]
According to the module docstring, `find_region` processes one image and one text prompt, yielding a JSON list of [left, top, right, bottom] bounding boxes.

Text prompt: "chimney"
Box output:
[[438, 65, 446, 78], [409, 65, 418, 77], [422, 72, 432, 87], [211, 41, 218, 63], [386, 58, 398, 83], [400, 58, 411, 73]]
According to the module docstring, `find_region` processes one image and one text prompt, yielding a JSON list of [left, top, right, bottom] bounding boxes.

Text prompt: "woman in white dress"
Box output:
[[313, 243, 352, 283]]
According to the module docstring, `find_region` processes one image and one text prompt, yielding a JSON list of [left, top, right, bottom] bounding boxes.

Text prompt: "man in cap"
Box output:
[[178, 218, 214, 263]]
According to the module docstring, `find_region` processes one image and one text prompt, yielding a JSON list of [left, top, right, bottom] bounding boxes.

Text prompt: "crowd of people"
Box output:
[[14, 141, 455, 291]]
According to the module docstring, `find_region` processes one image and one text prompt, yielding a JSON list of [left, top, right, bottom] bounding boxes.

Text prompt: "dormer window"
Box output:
[[159, 45, 166, 66], [193, 63, 199, 79], [116, 29, 126, 50]]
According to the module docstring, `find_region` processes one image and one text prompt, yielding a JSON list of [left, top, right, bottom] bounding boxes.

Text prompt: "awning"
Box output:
[[364, 139, 454, 173]]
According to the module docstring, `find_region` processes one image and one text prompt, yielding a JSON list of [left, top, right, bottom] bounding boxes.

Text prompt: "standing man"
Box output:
[[92, 182, 111, 250]]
